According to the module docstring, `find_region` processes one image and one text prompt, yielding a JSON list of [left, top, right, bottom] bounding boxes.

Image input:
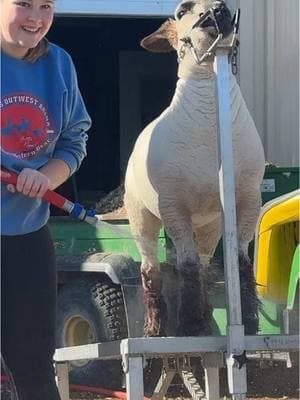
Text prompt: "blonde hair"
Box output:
[[23, 38, 49, 63]]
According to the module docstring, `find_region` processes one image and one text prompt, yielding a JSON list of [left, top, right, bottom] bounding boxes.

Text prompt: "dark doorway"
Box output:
[[48, 16, 177, 205]]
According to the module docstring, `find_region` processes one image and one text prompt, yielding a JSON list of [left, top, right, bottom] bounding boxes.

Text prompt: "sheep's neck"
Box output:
[[167, 77, 218, 131], [167, 74, 242, 133], [178, 55, 216, 81]]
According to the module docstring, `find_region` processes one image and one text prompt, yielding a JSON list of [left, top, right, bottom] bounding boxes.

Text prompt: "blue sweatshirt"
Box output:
[[1, 43, 91, 235]]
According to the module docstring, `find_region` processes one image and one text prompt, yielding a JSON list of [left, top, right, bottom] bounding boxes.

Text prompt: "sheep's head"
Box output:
[[141, 0, 233, 76]]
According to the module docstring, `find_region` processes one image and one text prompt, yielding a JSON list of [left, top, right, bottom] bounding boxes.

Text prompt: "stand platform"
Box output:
[[55, 334, 299, 400]]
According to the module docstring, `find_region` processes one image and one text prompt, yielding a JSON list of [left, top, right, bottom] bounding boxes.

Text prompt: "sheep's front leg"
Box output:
[[141, 258, 167, 337], [177, 254, 212, 336], [161, 208, 211, 336], [124, 192, 167, 336], [136, 231, 167, 337]]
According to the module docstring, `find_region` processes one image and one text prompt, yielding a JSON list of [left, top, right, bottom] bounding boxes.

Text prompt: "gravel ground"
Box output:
[[69, 352, 299, 400]]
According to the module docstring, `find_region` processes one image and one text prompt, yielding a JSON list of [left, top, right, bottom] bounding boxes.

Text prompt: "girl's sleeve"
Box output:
[[53, 55, 92, 175]]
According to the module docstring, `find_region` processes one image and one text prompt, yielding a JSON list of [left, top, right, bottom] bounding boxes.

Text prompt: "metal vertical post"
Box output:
[[121, 340, 144, 400], [125, 356, 144, 399], [56, 362, 70, 400], [202, 352, 223, 400], [214, 48, 247, 399], [204, 366, 220, 400]]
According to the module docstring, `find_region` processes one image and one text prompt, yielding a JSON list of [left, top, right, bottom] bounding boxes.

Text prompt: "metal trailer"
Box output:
[[54, 37, 299, 399]]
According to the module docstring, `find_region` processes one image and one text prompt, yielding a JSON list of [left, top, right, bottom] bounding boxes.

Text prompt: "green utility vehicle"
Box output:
[[50, 166, 299, 388]]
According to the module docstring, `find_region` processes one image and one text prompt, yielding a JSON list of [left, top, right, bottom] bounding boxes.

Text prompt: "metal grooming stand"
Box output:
[[55, 335, 299, 400], [214, 41, 247, 399], [54, 27, 299, 400]]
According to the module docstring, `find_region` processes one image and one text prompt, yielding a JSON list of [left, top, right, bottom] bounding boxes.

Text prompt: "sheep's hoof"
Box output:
[[144, 313, 167, 336], [144, 324, 166, 337]]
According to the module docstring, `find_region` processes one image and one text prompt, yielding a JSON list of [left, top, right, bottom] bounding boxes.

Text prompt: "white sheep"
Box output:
[[124, 0, 265, 337]]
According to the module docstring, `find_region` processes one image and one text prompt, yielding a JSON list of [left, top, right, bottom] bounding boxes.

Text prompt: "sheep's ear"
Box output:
[[140, 19, 178, 53]]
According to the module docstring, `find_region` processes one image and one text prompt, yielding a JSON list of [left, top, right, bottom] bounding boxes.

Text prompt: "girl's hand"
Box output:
[[0, 169, 16, 194], [14, 168, 51, 198]]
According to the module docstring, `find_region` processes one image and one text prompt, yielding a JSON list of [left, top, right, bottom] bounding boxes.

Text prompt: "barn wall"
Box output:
[[231, 0, 299, 166]]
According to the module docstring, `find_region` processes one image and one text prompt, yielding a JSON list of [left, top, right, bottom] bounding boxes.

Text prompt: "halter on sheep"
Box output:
[[124, 0, 265, 337]]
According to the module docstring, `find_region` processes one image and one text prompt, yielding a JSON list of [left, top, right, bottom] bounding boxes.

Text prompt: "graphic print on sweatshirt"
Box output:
[[1, 93, 56, 160]]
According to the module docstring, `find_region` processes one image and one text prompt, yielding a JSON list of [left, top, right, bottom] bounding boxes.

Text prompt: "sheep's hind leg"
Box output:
[[161, 208, 209, 336], [237, 193, 262, 334], [238, 250, 261, 334], [124, 193, 167, 337]]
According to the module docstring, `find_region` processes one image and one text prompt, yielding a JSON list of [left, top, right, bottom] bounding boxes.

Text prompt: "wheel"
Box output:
[[56, 277, 128, 388]]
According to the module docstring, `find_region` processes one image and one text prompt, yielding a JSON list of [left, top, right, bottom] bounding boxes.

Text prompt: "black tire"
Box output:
[[56, 277, 128, 389]]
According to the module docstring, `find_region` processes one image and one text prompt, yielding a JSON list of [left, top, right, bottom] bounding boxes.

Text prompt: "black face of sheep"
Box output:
[[141, 0, 234, 76], [187, 0, 233, 38]]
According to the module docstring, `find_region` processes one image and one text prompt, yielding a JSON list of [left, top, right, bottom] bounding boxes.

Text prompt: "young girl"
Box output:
[[1, 0, 92, 398]]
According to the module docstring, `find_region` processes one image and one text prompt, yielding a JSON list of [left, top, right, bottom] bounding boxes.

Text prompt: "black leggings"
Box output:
[[1, 225, 61, 400]]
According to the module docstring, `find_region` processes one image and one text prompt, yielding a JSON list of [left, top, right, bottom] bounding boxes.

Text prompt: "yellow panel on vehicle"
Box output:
[[255, 190, 300, 303]]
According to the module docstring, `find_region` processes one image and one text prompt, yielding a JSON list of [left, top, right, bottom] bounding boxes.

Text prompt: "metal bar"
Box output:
[[204, 367, 220, 400], [56, 362, 69, 400], [54, 335, 299, 363], [202, 353, 223, 400], [245, 334, 299, 351], [152, 370, 176, 399], [215, 48, 243, 327], [214, 47, 247, 397], [54, 340, 122, 362], [180, 370, 205, 399], [232, 395, 247, 400], [125, 356, 144, 400], [122, 336, 226, 355]]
